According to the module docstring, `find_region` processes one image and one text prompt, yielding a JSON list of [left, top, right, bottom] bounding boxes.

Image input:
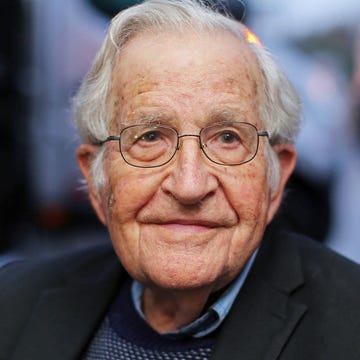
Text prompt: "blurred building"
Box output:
[[249, 0, 360, 262], [1, 0, 110, 255], [0, 0, 29, 251]]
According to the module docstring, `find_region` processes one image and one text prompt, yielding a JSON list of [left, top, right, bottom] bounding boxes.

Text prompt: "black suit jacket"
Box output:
[[1, 227, 359, 360]]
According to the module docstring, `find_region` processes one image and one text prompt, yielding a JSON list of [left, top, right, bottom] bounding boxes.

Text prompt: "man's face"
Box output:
[[80, 30, 294, 293]]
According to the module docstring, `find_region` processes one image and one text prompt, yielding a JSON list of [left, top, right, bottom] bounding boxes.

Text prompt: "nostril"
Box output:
[[160, 138, 219, 205], [161, 167, 218, 206]]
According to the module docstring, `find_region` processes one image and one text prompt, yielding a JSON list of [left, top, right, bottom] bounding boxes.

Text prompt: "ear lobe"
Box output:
[[267, 144, 297, 224], [76, 144, 107, 225]]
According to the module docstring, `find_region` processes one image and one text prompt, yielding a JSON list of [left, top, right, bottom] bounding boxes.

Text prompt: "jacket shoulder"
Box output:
[[280, 232, 360, 358], [291, 232, 360, 289], [0, 243, 117, 358], [0, 242, 116, 292]]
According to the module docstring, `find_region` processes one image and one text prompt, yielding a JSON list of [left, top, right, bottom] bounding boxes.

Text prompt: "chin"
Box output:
[[141, 260, 224, 292]]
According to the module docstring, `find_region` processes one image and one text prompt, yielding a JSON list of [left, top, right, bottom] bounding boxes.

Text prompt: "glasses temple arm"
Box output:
[[94, 135, 121, 146]]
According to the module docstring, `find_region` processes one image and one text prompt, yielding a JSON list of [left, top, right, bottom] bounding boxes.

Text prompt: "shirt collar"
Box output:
[[131, 248, 258, 338]]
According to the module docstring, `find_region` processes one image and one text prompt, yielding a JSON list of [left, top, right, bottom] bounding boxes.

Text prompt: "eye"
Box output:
[[139, 130, 161, 142], [219, 131, 240, 144]]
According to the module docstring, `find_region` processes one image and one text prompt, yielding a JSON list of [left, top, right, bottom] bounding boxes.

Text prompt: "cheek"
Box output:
[[106, 171, 156, 224], [102, 153, 159, 218], [225, 169, 270, 256], [227, 165, 270, 217], [102, 162, 166, 277]]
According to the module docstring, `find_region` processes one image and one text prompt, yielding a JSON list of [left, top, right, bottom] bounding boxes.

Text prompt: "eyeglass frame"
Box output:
[[95, 121, 270, 168]]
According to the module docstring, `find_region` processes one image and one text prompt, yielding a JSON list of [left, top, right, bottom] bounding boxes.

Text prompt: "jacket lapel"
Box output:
[[11, 247, 124, 360], [212, 228, 308, 360]]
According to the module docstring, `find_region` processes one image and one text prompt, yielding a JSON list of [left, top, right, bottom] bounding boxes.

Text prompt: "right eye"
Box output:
[[121, 125, 176, 165], [138, 130, 161, 143]]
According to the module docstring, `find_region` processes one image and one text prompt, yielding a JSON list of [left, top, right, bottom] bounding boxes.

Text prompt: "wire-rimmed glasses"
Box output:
[[96, 122, 270, 168]]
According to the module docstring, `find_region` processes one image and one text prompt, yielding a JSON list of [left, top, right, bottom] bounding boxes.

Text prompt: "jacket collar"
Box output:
[[211, 226, 307, 359]]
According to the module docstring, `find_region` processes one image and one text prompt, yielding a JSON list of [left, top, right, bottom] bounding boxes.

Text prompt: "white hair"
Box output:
[[72, 0, 301, 191]]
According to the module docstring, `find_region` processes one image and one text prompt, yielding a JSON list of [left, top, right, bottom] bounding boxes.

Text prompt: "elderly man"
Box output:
[[1, 0, 359, 359]]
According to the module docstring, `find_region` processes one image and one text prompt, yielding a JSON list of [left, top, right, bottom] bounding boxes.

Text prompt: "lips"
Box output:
[[137, 201, 238, 229], [155, 218, 222, 227], [139, 216, 236, 234], [159, 222, 219, 234]]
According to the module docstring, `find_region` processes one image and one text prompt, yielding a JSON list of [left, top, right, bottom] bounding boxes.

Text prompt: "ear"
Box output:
[[76, 144, 107, 226], [266, 144, 297, 224]]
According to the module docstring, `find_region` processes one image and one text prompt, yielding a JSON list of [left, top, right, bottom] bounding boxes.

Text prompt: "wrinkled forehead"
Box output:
[[114, 25, 261, 81], [107, 28, 264, 128]]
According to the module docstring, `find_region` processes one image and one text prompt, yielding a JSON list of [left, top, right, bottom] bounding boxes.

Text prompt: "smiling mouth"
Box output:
[[151, 220, 223, 234], [161, 223, 215, 233]]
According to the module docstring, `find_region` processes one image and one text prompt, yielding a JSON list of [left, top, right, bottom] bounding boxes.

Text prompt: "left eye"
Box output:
[[218, 131, 240, 143]]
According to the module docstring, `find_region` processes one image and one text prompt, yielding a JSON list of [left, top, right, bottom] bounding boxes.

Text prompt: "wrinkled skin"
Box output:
[[77, 30, 296, 332]]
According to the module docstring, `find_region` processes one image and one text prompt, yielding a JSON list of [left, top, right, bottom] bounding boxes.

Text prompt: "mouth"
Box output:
[[149, 219, 225, 233]]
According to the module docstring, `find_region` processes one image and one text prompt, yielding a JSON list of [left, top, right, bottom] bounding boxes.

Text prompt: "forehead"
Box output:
[[109, 29, 263, 127]]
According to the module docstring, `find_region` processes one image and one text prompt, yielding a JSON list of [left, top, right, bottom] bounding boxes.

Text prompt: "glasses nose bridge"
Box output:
[[177, 133, 202, 150]]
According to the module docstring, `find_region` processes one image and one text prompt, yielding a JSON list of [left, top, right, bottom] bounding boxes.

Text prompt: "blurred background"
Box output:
[[1, 0, 359, 264]]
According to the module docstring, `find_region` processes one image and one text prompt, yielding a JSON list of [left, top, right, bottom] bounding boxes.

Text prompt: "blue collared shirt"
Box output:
[[131, 249, 258, 338]]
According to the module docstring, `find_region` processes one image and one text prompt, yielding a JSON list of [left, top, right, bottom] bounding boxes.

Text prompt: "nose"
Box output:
[[161, 135, 218, 205]]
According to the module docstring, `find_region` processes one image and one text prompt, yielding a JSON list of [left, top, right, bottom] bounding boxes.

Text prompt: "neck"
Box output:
[[142, 286, 214, 333]]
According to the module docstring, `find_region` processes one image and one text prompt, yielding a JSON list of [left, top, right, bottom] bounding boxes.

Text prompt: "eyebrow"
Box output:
[[119, 108, 253, 129], [208, 109, 248, 124], [120, 111, 171, 128]]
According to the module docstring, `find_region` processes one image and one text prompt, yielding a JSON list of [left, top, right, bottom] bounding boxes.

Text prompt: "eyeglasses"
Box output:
[[96, 122, 270, 168]]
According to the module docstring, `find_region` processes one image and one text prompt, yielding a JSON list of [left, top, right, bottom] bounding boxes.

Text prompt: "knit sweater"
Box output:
[[83, 278, 218, 360]]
